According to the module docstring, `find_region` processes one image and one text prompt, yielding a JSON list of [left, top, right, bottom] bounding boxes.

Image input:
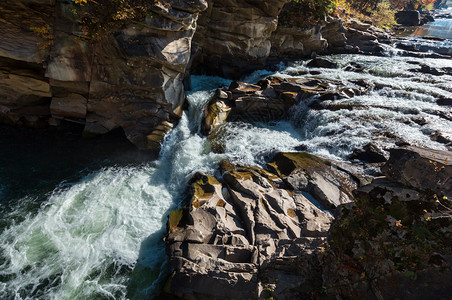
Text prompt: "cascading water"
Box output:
[[1, 47, 452, 299]]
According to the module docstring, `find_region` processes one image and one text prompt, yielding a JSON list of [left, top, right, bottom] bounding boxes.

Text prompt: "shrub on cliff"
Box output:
[[280, 0, 337, 27], [73, 0, 161, 38]]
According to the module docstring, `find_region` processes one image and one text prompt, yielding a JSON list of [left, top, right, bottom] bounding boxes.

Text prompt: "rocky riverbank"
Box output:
[[1, 1, 451, 299], [2, 0, 450, 151], [161, 145, 451, 299], [158, 47, 452, 297]]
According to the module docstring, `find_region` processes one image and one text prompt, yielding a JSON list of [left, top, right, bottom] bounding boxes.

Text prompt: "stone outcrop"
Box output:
[[322, 17, 389, 55], [395, 10, 421, 26], [163, 152, 362, 299], [164, 147, 452, 299], [270, 2, 327, 58], [202, 76, 366, 135], [382, 146, 452, 198], [0, 0, 207, 150], [191, 0, 290, 79]]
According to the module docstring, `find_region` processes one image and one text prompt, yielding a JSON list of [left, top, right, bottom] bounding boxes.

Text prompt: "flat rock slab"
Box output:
[[382, 146, 452, 198]]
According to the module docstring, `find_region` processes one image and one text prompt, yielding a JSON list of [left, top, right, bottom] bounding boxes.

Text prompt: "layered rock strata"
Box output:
[[0, 0, 207, 150], [191, 0, 290, 79]]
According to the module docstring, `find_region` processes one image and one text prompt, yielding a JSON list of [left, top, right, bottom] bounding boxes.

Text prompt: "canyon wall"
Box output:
[[0, 0, 391, 149], [0, 0, 207, 150]]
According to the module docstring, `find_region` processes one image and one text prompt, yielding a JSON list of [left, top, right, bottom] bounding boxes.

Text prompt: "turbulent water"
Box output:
[[1, 25, 452, 300]]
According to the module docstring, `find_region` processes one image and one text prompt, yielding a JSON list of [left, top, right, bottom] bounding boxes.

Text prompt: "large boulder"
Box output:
[[395, 10, 421, 26], [164, 147, 452, 299], [382, 146, 452, 198]]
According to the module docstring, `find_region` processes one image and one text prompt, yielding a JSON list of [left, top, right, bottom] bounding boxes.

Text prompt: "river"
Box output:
[[1, 12, 451, 300]]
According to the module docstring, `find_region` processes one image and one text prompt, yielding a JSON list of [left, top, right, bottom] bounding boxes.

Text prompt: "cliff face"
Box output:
[[0, 0, 207, 150], [190, 0, 290, 79], [0, 0, 392, 149]]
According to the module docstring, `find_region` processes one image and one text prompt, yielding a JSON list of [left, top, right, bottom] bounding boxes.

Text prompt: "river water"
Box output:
[[1, 15, 451, 300], [413, 7, 452, 39]]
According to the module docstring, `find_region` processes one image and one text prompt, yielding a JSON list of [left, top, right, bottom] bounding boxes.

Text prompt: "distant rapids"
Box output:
[[1, 49, 452, 299]]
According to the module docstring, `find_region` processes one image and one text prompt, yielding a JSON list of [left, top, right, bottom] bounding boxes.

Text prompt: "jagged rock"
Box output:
[[382, 146, 452, 197], [164, 149, 452, 299], [307, 58, 338, 69], [202, 76, 365, 135], [395, 10, 421, 26], [164, 158, 335, 299], [349, 142, 388, 163], [267, 152, 358, 209]]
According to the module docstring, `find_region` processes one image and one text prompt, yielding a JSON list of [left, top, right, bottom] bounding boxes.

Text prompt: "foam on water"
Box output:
[[273, 54, 452, 157], [0, 81, 225, 300]]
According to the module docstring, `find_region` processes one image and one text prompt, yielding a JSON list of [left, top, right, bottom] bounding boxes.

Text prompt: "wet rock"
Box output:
[[164, 160, 334, 299], [430, 131, 452, 145], [307, 58, 338, 69], [421, 12, 435, 24], [0, 0, 208, 151], [382, 146, 452, 197], [350, 142, 388, 163], [395, 10, 421, 26], [164, 149, 452, 299], [344, 62, 366, 73], [202, 76, 364, 135], [267, 152, 358, 209], [437, 97, 452, 106]]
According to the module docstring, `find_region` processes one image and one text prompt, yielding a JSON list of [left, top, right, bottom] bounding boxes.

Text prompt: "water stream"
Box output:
[[1, 16, 451, 300]]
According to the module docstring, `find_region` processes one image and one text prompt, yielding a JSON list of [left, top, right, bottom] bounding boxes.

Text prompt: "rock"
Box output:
[[202, 76, 366, 135], [349, 142, 388, 163], [0, 0, 208, 151], [322, 17, 388, 55], [165, 148, 452, 299], [307, 58, 338, 69], [421, 13, 435, 24], [191, 0, 290, 79], [267, 152, 358, 209], [270, 25, 327, 58], [164, 160, 334, 299], [270, 2, 327, 58], [437, 97, 452, 106], [382, 146, 452, 197], [430, 131, 452, 145], [344, 62, 366, 73], [395, 10, 421, 26], [50, 93, 87, 120]]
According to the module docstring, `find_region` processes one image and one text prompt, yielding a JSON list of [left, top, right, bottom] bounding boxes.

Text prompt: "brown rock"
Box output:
[[382, 146, 452, 197], [50, 93, 87, 119]]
